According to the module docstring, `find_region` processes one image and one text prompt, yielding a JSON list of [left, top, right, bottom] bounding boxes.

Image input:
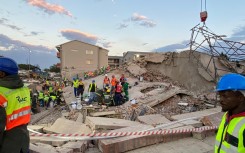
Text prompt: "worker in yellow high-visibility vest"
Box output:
[[0, 57, 31, 153], [215, 73, 245, 153]]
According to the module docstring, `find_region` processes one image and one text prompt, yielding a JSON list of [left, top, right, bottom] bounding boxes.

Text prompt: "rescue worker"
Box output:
[[114, 81, 122, 106], [120, 74, 125, 86], [215, 73, 245, 153], [123, 78, 129, 101], [110, 75, 117, 95], [72, 78, 79, 97], [77, 78, 85, 101], [0, 57, 30, 153], [88, 80, 97, 105], [103, 74, 110, 89], [63, 77, 67, 87], [38, 90, 44, 107], [45, 79, 50, 90]]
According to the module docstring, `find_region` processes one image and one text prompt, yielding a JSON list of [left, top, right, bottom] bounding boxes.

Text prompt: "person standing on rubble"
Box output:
[[120, 74, 125, 86], [88, 80, 97, 105], [77, 78, 85, 101], [110, 75, 117, 95], [103, 74, 110, 89], [114, 81, 123, 106], [72, 78, 79, 97], [215, 73, 245, 153], [123, 78, 129, 101], [0, 57, 31, 153]]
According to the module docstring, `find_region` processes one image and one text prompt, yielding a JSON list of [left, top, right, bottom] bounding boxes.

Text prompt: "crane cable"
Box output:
[[201, 0, 207, 12]]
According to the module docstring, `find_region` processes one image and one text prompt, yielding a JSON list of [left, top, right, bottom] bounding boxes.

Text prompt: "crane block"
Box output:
[[200, 11, 208, 22]]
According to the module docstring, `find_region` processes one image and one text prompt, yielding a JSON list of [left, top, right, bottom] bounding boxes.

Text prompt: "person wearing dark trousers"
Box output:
[[0, 57, 31, 153], [77, 78, 85, 101], [114, 81, 122, 106]]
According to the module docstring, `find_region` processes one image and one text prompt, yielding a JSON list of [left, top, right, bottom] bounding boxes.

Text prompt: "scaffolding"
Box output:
[[189, 23, 245, 83]]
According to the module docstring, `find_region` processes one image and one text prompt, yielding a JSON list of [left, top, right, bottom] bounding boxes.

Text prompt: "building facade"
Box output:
[[56, 40, 108, 79], [108, 56, 123, 68]]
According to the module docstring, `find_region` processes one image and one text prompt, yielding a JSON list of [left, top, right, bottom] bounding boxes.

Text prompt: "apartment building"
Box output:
[[56, 40, 108, 79]]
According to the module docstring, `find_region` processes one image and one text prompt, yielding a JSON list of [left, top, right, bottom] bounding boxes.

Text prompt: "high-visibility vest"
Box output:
[[104, 77, 110, 84], [73, 80, 79, 88], [89, 83, 96, 92], [49, 86, 53, 92], [115, 85, 122, 93], [46, 81, 49, 85], [111, 78, 117, 86], [38, 92, 44, 100], [0, 86, 31, 131], [215, 112, 245, 153]]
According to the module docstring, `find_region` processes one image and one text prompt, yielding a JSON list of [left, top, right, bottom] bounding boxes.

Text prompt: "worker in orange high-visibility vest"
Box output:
[[110, 75, 117, 95], [0, 57, 31, 153]]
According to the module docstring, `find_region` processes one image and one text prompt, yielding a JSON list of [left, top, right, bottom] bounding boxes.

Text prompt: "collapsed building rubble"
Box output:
[[26, 50, 241, 153]]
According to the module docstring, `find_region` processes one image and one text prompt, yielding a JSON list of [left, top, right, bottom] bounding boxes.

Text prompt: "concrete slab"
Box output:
[[172, 107, 221, 120], [30, 143, 58, 153], [181, 120, 203, 128], [200, 112, 224, 127], [137, 114, 171, 125], [30, 137, 67, 147], [126, 137, 215, 153], [43, 118, 91, 134], [55, 147, 73, 153], [28, 125, 44, 133], [76, 113, 84, 123], [98, 124, 194, 153], [85, 116, 141, 130], [61, 141, 87, 153], [90, 111, 116, 117]]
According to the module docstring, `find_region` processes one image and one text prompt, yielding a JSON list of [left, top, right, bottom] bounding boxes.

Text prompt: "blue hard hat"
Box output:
[[216, 73, 245, 91], [0, 57, 18, 75], [92, 80, 95, 83]]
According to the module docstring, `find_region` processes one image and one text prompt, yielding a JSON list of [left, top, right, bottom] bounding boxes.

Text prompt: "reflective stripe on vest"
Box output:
[[215, 113, 245, 153], [89, 83, 96, 92], [0, 86, 31, 131]]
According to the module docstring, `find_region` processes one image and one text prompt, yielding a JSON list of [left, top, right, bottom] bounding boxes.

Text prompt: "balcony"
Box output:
[[57, 52, 60, 58]]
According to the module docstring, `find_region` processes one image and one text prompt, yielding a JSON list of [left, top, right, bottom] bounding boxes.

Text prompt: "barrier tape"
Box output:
[[30, 126, 218, 138]]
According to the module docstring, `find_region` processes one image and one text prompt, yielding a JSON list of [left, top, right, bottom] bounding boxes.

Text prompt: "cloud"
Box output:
[[26, 0, 72, 17], [228, 26, 245, 42], [155, 40, 189, 52], [61, 29, 99, 45], [0, 34, 58, 69], [0, 18, 22, 31], [131, 13, 156, 28], [117, 23, 128, 29]]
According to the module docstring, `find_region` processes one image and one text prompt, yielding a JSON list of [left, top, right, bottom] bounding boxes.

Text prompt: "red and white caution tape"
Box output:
[[30, 126, 217, 138]]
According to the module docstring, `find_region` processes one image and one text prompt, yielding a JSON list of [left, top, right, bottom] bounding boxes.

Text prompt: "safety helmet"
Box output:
[[92, 80, 95, 83], [0, 57, 18, 75], [216, 73, 245, 91], [105, 74, 108, 76]]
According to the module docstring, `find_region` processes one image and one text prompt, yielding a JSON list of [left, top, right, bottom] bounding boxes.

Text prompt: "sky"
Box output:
[[1, 0, 245, 69]]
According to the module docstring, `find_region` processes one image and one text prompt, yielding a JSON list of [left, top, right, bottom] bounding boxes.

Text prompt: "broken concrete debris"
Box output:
[[28, 51, 234, 153]]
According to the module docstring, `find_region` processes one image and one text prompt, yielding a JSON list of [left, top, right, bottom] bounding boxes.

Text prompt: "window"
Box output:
[[86, 60, 92, 65], [86, 50, 93, 55]]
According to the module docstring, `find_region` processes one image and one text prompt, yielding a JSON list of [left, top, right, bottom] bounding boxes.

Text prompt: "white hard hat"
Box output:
[[105, 74, 108, 76]]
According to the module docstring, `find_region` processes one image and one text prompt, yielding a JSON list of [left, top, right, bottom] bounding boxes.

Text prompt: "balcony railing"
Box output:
[[57, 52, 60, 58]]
